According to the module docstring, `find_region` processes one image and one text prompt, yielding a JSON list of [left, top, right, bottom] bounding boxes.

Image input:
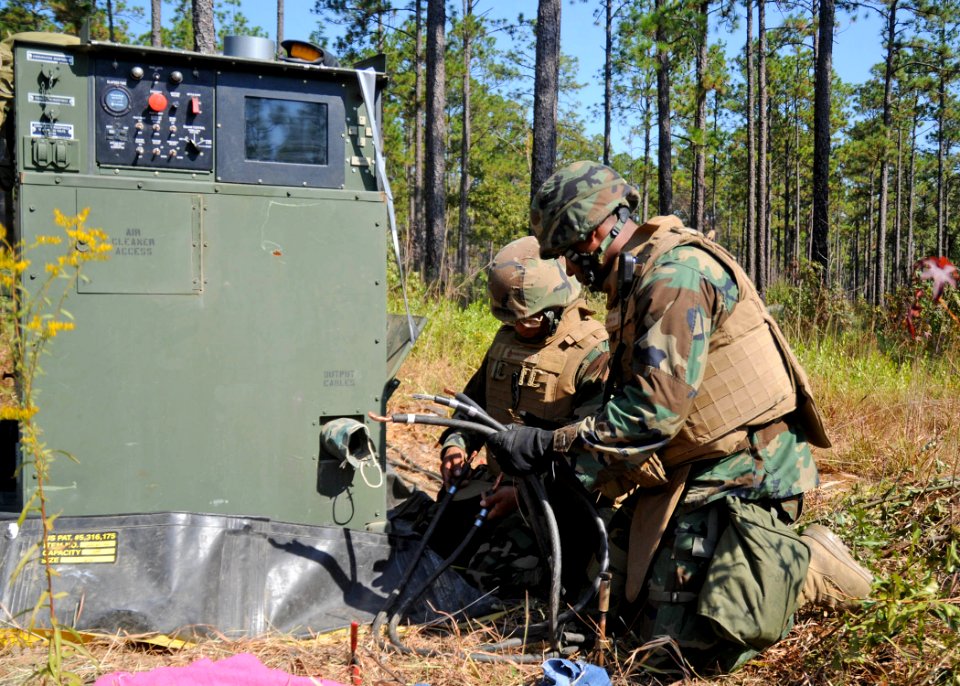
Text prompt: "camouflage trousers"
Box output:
[[605, 490, 807, 673]]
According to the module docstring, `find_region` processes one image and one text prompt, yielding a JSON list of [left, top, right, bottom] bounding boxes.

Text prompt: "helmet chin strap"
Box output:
[[576, 209, 628, 289]]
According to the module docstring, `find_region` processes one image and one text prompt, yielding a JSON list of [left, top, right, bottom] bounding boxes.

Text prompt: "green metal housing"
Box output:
[[4, 37, 397, 530]]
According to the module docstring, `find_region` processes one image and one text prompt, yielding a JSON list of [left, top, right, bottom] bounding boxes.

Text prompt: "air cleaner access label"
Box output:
[[41, 531, 118, 564]]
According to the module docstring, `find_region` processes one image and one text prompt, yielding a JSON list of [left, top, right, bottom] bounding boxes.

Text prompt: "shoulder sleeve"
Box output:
[[574, 246, 735, 462]]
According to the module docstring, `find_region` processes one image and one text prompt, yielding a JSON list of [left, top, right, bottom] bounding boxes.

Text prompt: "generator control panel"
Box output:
[[95, 58, 215, 170]]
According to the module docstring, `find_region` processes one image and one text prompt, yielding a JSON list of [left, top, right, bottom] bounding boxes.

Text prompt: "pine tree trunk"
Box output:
[[277, 0, 284, 46], [656, 0, 673, 214], [783, 134, 790, 273], [192, 0, 216, 53], [756, 0, 768, 293], [908, 101, 917, 271], [937, 74, 947, 256], [746, 0, 756, 280], [530, 0, 561, 201], [812, 0, 834, 279], [413, 0, 425, 273], [874, 0, 897, 305], [151, 0, 162, 47], [894, 123, 903, 287], [424, 0, 447, 287], [107, 0, 115, 41], [867, 165, 876, 302], [711, 89, 720, 240], [457, 0, 472, 280], [642, 98, 651, 219], [691, 0, 708, 231], [603, 0, 613, 166], [793, 57, 801, 268]]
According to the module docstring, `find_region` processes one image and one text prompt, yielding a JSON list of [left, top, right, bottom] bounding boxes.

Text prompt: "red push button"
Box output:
[[190, 96, 202, 115], [148, 92, 168, 112]]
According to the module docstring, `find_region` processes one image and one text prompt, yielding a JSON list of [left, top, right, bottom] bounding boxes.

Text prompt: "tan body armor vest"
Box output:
[[618, 216, 830, 466], [612, 217, 831, 602], [485, 300, 606, 426]]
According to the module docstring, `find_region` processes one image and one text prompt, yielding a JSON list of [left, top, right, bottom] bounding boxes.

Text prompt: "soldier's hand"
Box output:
[[485, 424, 555, 476], [440, 446, 468, 488], [481, 485, 518, 520]]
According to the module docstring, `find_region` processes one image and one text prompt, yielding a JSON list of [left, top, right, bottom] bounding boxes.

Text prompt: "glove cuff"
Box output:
[[552, 422, 581, 453]]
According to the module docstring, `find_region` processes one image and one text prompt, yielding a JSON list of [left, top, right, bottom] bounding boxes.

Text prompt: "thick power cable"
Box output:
[[370, 405, 600, 662]]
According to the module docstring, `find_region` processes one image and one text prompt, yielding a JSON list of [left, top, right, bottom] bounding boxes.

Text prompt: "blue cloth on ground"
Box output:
[[540, 658, 611, 686]]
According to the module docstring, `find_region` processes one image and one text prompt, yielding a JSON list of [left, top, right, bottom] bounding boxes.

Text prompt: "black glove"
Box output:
[[485, 424, 555, 476]]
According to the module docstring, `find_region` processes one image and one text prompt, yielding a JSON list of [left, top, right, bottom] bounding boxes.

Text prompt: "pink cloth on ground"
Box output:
[[93, 652, 348, 686]]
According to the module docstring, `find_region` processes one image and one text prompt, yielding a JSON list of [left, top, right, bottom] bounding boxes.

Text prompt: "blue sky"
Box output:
[[123, 1, 883, 152]]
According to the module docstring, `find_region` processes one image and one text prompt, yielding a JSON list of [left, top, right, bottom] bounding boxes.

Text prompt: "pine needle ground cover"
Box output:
[[2, 289, 959, 685]]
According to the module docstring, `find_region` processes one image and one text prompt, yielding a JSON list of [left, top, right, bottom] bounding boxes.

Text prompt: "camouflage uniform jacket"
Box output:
[[568, 228, 819, 509], [442, 299, 609, 457]]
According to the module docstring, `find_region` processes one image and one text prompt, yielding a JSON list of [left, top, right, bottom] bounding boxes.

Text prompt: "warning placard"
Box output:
[[41, 531, 118, 564]]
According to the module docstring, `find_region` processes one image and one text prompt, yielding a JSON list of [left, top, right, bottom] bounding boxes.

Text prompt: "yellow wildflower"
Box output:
[[25, 315, 42, 332], [0, 405, 39, 421], [44, 320, 75, 337]]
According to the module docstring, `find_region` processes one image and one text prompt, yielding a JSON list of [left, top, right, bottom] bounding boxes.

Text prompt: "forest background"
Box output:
[[5, 0, 957, 305], [1, 1, 959, 684]]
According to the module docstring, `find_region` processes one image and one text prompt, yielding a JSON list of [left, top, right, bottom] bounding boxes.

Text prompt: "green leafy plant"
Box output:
[[1, 208, 111, 685], [806, 480, 960, 683]]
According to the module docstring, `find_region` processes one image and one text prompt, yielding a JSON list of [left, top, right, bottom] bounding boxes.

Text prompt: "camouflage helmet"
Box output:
[[488, 236, 582, 324], [531, 161, 640, 258]]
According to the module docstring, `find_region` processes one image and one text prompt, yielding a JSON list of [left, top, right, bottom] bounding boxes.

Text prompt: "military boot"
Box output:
[[797, 524, 873, 610]]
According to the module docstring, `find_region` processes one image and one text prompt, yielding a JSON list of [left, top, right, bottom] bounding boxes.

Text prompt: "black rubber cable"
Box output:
[[412, 393, 507, 432], [372, 409, 606, 663], [371, 456, 479, 647], [526, 475, 562, 650], [388, 413, 497, 437]]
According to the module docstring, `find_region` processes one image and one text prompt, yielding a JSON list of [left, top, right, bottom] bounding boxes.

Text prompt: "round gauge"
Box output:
[[102, 86, 131, 115]]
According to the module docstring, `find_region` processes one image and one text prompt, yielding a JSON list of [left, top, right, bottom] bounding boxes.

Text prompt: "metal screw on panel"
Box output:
[[28, 206, 35, 212]]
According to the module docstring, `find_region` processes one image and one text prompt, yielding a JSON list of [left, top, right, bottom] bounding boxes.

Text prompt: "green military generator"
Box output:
[[0, 34, 465, 637]]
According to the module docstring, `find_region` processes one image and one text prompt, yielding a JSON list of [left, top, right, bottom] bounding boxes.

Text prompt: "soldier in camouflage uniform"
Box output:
[[485, 162, 872, 672], [432, 236, 609, 597]]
